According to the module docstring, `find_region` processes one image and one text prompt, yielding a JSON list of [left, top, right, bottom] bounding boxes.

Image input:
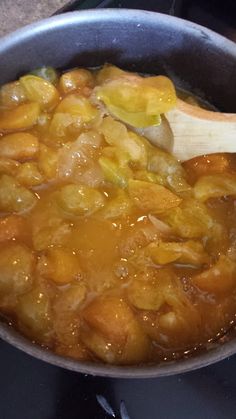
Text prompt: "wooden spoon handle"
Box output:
[[165, 99, 236, 161]]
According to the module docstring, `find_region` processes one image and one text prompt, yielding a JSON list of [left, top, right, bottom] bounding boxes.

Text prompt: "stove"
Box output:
[[1, 2, 236, 418]]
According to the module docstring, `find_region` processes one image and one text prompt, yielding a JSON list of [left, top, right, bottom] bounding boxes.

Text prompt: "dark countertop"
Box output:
[[0, 0, 68, 38]]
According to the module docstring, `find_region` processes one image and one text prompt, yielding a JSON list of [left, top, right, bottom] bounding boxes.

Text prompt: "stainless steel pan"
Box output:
[[0, 9, 236, 377]]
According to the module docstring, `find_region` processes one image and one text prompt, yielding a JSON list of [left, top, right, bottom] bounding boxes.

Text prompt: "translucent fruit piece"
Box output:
[[53, 283, 87, 345], [99, 116, 148, 168], [192, 255, 236, 295], [128, 179, 182, 213], [59, 68, 94, 94], [57, 183, 105, 216], [0, 215, 27, 242], [38, 144, 58, 180], [148, 240, 210, 266], [98, 156, 131, 188], [96, 73, 176, 127], [17, 162, 44, 187], [32, 224, 71, 252], [17, 286, 52, 342], [134, 170, 165, 185], [20, 75, 59, 110], [0, 243, 34, 294], [0, 158, 20, 176], [38, 247, 82, 285], [96, 64, 127, 84], [81, 296, 149, 364], [55, 94, 98, 122], [127, 268, 177, 311], [183, 153, 232, 182], [98, 189, 133, 219], [106, 103, 161, 128], [0, 132, 39, 161], [148, 147, 191, 195], [0, 81, 26, 109], [161, 198, 214, 238], [194, 174, 236, 202], [0, 174, 37, 213], [0, 103, 40, 132]]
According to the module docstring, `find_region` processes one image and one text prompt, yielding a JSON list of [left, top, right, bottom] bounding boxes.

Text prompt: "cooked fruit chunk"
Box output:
[[128, 179, 182, 213], [0, 244, 34, 294], [0, 103, 40, 131], [148, 240, 209, 266], [161, 199, 213, 238], [0, 81, 26, 109], [0, 175, 37, 213], [96, 70, 176, 127], [38, 247, 82, 285], [38, 144, 58, 180], [192, 255, 236, 295], [0, 133, 39, 161], [82, 296, 149, 364], [20, 75, 59, 110], [0, 215, 27, 242], [194, 174, 236, 201], [17, 162, 44, 187], [59, 68, 94, 94], [57, 184, 105, 216], [17, 286, 52, 342]]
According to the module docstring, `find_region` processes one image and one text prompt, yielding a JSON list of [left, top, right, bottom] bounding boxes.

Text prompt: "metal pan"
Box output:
[[0, 9, 236, 377]]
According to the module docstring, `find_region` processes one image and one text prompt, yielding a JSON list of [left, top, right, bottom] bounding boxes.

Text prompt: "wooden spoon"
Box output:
[[137, 99, 236, 162]]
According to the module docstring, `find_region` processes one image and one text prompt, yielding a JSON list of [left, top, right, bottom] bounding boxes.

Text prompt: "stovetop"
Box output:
[[1, 1, 236, 418]]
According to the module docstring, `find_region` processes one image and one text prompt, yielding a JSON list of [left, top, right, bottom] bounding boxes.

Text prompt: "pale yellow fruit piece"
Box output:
[[0, 174, 37, 213], [54, 283, 87, 312], [38, 144, 58, 180], [136, 271, 201, 347], [0, 81, 26, 109], [96, 74, 176, 115], [55, 94, 98, 121], [99, 116, 147, 167], [33, 224, 71, 252], [192, 255, 236, 295], [194, 174, 236, 202], [31, 198, 72, 251], [134, 170, 165, 185], [49, 112, 78, 140], [128, 179, 182, 213], [0, 158, 20, 176], [96, 64, 127, 84], [0, 243, 34, 294], [127, 268, 177, 311], [98, 190, 133, 219], [53, 283, 87, 345], [0, 215, 27, 242], [148, 147, 191, 195], [17, 162, 44, 186], [81, 296, 149, 364], [0, 132, 39, 161], [148, 240, 209, 266], [161, 199, 214, 238], [20, 75, 59, 110], [17, 286, 52, 342], [98, 156, 131, 188], [59, 68, 94, 94], [0, 103, 40, 132], [57, 183, 105, 216], [38, 247, 82, 285]]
